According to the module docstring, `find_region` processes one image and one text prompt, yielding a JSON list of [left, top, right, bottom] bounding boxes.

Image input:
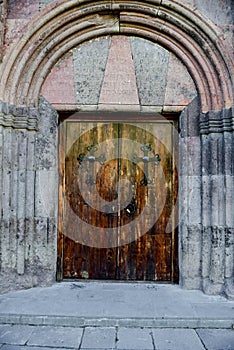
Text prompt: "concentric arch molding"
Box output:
[[0, 0, 233, 112]]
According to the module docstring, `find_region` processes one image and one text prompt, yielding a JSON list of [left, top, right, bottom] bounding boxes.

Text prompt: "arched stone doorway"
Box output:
[[41, 34, 197, 282], [0, 1, 233, 298]]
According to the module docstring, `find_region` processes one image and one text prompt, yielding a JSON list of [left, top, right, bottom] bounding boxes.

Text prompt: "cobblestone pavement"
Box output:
[[0, 325, 234, 350]]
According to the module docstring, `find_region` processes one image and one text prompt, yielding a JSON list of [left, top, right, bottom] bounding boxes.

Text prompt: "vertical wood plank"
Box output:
[[57, 121, 65, 280]]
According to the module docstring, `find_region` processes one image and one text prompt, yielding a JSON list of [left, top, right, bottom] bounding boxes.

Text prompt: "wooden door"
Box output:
[[57, 118, 178, 282]]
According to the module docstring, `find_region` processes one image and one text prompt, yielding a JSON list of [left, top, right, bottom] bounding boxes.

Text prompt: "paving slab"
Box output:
[[81, 327, 116, 349], [0, 346, 62, 350], [27, 325, 83, 348], [1, 326, 234, 350], [152, 329, 205, 350], [117, 328, 154, 349], [196, 329, 234, 350], [0, 325, 35, 345]]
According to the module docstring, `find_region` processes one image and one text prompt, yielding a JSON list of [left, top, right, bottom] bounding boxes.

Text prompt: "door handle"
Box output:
[[125, 202, 136, 217]]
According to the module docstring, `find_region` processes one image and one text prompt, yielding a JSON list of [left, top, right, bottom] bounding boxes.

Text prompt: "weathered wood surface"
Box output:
[[58, 120, 178, 282]]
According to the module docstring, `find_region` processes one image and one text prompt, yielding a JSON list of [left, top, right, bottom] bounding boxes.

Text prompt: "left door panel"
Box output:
[[58, 121, 119, 279]]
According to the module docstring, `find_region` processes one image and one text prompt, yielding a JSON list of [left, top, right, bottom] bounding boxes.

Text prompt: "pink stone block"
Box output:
[[4, 19, 29, 55], [41, 53, 76, 108], [99, 36, 139, 106], [7, 0, 39, 19]]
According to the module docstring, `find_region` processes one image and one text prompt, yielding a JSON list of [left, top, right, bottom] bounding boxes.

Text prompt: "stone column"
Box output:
[[200, 107, 234, 298], [179, 100, 234, 299], [0, 98, 58, 292]]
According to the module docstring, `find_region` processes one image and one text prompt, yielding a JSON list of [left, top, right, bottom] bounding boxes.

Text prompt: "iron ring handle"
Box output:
[[125, 203, 136, 217]]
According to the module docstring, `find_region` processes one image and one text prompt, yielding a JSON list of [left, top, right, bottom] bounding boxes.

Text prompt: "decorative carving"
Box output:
[[133, 144, 161, 186], [200, 108, 234, 134], [0, 102, 39, 130], [78, 144, 106, 185]]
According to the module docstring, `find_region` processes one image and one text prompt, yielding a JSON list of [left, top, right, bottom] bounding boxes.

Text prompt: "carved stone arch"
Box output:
[[0, 0, 233, 111]]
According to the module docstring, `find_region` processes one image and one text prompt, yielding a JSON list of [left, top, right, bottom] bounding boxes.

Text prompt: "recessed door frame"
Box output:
[[57, 111, 179, 283]]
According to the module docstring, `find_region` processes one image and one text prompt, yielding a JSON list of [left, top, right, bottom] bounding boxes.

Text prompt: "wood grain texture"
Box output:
[[58, 119, 178, 282]]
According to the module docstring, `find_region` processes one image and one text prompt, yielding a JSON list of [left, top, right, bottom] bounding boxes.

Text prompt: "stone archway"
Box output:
[[0, 1, 233, 110], [0, 0, 233, 297]]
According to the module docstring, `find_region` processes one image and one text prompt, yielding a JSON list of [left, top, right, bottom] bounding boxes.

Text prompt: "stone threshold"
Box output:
[[0, 314, 233, 329]]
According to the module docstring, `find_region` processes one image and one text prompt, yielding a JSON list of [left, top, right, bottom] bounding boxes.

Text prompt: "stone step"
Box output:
[[0, 314, 233, 329]]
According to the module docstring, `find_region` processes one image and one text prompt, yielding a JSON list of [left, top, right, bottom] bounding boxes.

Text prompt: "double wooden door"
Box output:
[[58, 118, 178, 282]]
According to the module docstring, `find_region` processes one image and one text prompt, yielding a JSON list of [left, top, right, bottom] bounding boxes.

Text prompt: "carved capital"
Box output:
[[200, 108, 234, 134], [0, 102, 39, 131]]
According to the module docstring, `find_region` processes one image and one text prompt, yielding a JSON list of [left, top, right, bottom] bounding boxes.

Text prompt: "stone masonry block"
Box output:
[[153, 329, 205, 350], [0, 0, 7, 62], [27, 326, 83, 348], [197, 329, 234, 350], [7, 0, 39, 19], [130, 37, 169, 106], [41, 52, 76, 109], [99, 36, 139, 106], [81, 327, 116, 349], [35, 170, 58, 218], [0, 325, 36, 345], [195, 0, 233, 25], [117, 327, 154, 349], [73, 38, 110, 105], [179, 97, 200, 138], [39, 0, 54, 10], [164, 54, 197, 108]]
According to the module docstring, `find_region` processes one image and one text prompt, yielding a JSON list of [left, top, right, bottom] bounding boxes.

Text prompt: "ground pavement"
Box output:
[[0, 282, 233, 350]]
